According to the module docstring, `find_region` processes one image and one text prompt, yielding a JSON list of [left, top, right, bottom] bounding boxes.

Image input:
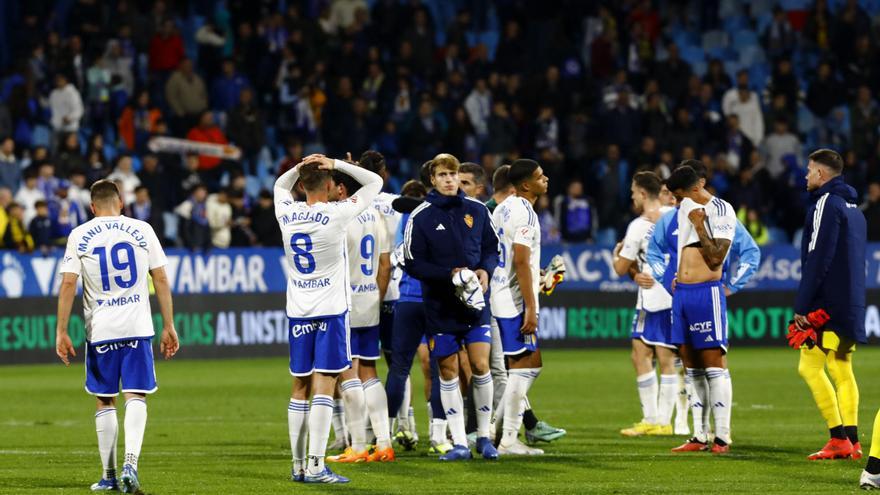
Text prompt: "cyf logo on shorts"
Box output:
[[689, 321, 714, 333]]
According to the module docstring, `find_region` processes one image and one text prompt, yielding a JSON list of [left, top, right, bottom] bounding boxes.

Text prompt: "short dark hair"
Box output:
[[675, 159, 707, 179], [401, 179, 427, 199], [90, 180, 121, 204], [492, 165, 512, 191], [419, 160, 433, 187], [333, 170, 361, 197], [459, 162, 485, 184], [809, 148, 843, 174], [358, 150, 386, 175], [258, 189, 272, 200], [632, 171, 662, 198], [665, 166, 700, 193], [298, 163, 333, 192], [35, 200, 48, 209], [507, 159, 539, 187], [134, 185, 148, 194]]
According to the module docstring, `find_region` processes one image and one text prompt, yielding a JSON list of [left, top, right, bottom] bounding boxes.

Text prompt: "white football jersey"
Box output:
[[372, 192, 402, 301], [619, 206, 674, 311], [59, 216, 167, 344], [677, 196, 737, 271], [346, 207, 390, 328], [490, 195, 541, 318]]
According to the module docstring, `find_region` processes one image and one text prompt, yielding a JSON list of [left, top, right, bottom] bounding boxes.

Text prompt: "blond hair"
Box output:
[[430, 153, 461, 175]]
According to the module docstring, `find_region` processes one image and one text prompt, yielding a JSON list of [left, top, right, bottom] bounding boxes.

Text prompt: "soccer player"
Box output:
[[486, 165, 566, 444], [55, 180, 179, 493], [404, 153, 500, 461], [664, 164, 736, 454], [490, 159, 550, 455], [328, 167, 394, 463], [614, 171, 676, 437], [781, 150, 867, 466], [459, 162, 487, 199], [647, 162, 760, 439], [274, 154, 382, 483]]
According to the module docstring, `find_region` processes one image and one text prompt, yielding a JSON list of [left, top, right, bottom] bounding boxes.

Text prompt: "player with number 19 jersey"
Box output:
[[59, 216, 167, 344]]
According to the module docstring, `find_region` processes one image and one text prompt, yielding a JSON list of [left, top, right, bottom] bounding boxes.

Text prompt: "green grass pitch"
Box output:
[[1, 348, 878, 494]]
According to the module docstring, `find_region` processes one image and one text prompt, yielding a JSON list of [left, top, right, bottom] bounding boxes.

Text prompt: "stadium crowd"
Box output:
[[0, 0, 879, 254]]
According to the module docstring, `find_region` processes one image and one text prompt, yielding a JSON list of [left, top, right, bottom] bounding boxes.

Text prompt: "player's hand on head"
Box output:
[[160, 326, 180, 359], [520, 307, 538, 334], [688, 207, 706, 225], [56, 332, 76, 366]]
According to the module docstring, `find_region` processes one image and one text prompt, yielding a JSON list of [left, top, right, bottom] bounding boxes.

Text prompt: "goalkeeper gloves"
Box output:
[[785, 309, 831, 350], [540, 255, 566, 295]]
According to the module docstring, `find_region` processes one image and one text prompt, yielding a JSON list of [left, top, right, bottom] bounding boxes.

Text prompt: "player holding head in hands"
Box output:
[[403, 153, 500, 461], [614, 171, 677, 437], [664, 163, 735, 454], [490, 159, 551, 455], [274, 154, 383, 483], [55, 180, 179, 493]]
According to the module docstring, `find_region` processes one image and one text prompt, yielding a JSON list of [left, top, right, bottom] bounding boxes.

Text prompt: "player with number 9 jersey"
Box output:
[[346, 207, 390, 359]]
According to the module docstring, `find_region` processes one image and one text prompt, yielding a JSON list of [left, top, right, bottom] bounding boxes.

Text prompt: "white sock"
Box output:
[[307, 395, 334, 475], [123, 398, 146, 470], [707, 367, 732, 444], [397, 377, 412, 431], [658, 374, 678, 426], [501, 368, 540, 447], [340, 379, 367, 452], [331, 399, 347, 445], [363, 377, 392, 449], [674, 359, 689, 428], [686, 368, 709, 442], [636, 371, 658, 424], [287, 399, 309, 473], [439, 377, 468, 446], [95, 408, 118, 480], [431, 418, 448, 445], [408, 407, 416, 437], [472, 372, 494, 438]]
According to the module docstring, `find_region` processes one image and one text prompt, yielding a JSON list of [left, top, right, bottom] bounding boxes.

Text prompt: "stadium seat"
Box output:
[[701, 30, 729, 52], [680, 45, 706, 66], [479, 31, 500, 60], [750, 0, 776, 17], [163, 212, 178, 241], [739, 45, 767, 66], [768, 227, 789, 244], [792, 228, 804, 249], [779, 0, 811, 9], [692, 61, 708, 77], [722, 15, 750, 34], [724, 60, 743, 80], [595, 228, 617, 247], [732, 30, 759, 50], [797, 104, 817, 135]]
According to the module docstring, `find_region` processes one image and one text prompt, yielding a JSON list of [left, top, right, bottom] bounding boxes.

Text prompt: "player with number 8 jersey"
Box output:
[[274, 154, 383, 484]]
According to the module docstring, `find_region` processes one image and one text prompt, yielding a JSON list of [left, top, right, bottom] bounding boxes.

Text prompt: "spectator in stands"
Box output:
[[762, 117, 802, 180], [49, 180, 87, 242], [15, 169, 44, 227], [49, 73, 84, 135], [186, 111, 229, 187], [737, 206, 770, 246], [703, 58, 732, 102], [175, 184, 211, 251], [850, 85, 880, 160], [106, 155, 141, 205], [29, 200, 53, 254], [250, 189, 281, 247], [0, 188, 11, 241], [656, 42, 692, 105], [806, 61, 842, 121], [148, 18, 185, 76], [3, 202, 33, 252], [211, 59, 250, 116], [36, 162, 60, 201], [104, 39, 134, 98], [464, 78, 491, 145], [603, 88, 641, 152], [860, 181, 880, 241], [166, 58, 208, 135], [229, 189, 256, 247], [762, 6, 796, 59], [722, 70, 764, 146], [54, 132, 86, 177], [207, 188, 232, 249], [196, 20, 228, 81], [0, 137, 21, 191], [536, 194, 561, 244], [406, 98, 445, 162], [486, 100, 516, 165], [118, 89, 163, 153], [67, 169, 90, 213], [554, 179, 593, 243], [227, 88, 265, 176]]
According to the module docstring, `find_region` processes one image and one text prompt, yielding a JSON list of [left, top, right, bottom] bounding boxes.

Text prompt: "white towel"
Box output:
[[452, 269, 485, 311]]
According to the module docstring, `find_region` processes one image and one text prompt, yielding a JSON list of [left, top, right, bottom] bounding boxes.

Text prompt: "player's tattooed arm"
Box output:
[[690, 209, 730, 270]]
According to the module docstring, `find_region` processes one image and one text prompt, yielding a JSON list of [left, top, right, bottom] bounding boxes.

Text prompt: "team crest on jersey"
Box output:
[[464, 214, 474, 228]]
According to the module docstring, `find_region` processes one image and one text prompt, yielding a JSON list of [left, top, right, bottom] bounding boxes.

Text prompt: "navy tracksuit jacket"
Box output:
[[403, 190, 499, 334], [795, 176, 867, 343]]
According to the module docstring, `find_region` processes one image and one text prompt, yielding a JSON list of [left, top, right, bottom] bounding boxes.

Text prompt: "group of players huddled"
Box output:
[[54, 145, 873, 490]]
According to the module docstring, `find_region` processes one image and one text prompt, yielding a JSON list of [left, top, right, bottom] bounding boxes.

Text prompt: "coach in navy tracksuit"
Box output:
[[793, 149, 867, 463], [403, 153, 500, 460]]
